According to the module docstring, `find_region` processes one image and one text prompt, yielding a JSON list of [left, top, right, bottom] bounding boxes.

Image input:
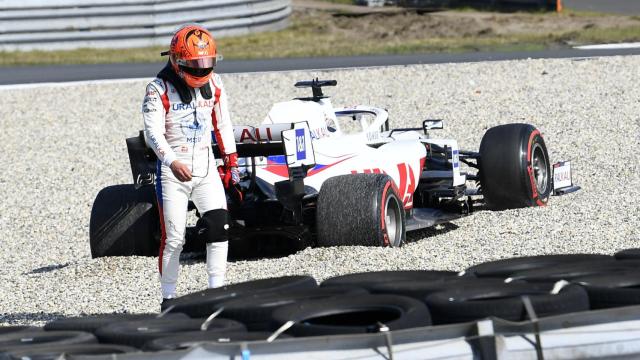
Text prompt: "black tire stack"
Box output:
[[457, 251, 640, 318], [4, 250, 640, 357]]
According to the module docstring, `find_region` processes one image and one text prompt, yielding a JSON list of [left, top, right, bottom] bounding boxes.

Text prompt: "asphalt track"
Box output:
[[564, 0, 640, 15], [2, 47, 640, 86]]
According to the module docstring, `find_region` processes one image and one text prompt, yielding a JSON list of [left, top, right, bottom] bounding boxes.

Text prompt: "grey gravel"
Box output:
[[1, 56, 639, 326]]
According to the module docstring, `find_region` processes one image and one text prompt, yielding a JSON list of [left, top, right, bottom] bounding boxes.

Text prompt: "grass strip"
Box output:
[[1, 13, 639, 67]]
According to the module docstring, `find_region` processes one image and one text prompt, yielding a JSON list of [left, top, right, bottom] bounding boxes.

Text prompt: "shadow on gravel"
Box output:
[[180, 236, 307, 264], [0, 312, 67, 325], [179, 224, 461, 263], [406, 222, 459, 244], [25, 263, 71, 275]]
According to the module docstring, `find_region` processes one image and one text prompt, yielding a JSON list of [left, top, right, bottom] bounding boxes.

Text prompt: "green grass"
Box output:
[[1, 13, 640, 67], [571, 25, 640, 43], [0, 47, 168, 66], [560, 9, 613, 18], [216, 24, 640, 58]]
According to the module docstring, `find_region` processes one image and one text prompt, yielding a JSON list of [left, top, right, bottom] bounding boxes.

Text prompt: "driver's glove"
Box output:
[[218, 153, 239, 188]]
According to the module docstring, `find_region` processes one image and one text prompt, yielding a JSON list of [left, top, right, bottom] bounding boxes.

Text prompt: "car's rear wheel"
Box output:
[[89, 184, 160, 258], [479, 123, 551, 210], [316, 174, 405, 247]]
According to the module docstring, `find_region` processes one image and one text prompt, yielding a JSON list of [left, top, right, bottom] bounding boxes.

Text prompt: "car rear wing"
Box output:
[[227, 123, 291, 158], [125, 123, 315, 186]]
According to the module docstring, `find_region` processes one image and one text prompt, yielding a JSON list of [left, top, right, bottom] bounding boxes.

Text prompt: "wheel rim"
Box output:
[[531, 143, 549, 196], [385, 194, 403, 247]]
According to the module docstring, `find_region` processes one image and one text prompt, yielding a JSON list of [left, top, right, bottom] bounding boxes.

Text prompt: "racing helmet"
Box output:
[[168, 24, 218, 88]]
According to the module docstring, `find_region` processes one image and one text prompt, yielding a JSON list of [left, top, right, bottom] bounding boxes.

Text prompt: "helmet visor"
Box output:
[[176, 57, 216, 69], [179, 65, 213, 77]]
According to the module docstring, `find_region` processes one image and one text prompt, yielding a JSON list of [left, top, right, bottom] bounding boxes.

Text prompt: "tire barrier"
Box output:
[[2, 344, 137, 359], [504, 259, 640, 283], [270, 294, 433, 336], [0, 330, 97, 353], [3, 250, 640, 358], [162, 275, 318, 317], [320, 270, 457, 290], [367, 277, 508, 299], [215, 286, 368, 331], [615, 248, 640, 260], [425, 283, 590, 324], [43, 313, 188, 333], [144, 331, 292, 351], [94, 317, 246, 348], [462, 254, 612, 278], [0, 326, 38, 335], [575, 272, 640, 309], [0, 0, 292, 51]]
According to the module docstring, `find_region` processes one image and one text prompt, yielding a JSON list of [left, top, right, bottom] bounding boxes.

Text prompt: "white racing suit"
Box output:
[[143, 73, 236, 299]]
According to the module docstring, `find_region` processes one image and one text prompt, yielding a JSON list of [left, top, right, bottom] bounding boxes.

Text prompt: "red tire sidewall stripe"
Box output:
[[526, 129, 546, 206], [381, 181, 392, 246]]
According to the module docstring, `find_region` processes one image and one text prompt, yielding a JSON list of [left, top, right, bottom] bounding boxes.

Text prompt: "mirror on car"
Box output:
[[423, 119, 444, 131]]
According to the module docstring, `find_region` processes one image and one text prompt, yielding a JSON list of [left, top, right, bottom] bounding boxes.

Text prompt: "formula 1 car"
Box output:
[[89, 79, 579, 258]]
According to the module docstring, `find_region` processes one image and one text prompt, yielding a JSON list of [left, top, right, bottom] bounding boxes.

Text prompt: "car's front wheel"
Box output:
[[479, 123, 551, 210], [316, 174, 405, 247]]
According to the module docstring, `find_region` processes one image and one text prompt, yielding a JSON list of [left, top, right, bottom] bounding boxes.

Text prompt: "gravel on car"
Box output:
[[0, 56, 638, 326]]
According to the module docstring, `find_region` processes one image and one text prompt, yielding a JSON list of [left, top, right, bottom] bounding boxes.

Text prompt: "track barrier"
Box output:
[[0, 0, 292, 51]]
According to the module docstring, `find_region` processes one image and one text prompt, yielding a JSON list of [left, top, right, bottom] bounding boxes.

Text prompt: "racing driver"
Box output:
[[142, 24, 238, 301]]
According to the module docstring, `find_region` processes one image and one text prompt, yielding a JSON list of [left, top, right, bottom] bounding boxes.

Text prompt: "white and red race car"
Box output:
[[90, 79, 578, 258]]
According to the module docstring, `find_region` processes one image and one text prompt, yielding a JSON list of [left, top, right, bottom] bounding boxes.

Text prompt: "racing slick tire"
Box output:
[[89, 184, 160, 258], [316, 174, 405, 247], [425, 283, 589, 324], [479, 123, 552, 210], [269, 294, 431, 337], [463, 254, 613, 278]]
